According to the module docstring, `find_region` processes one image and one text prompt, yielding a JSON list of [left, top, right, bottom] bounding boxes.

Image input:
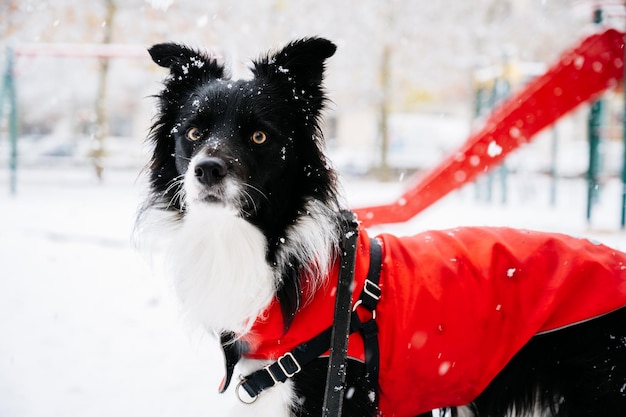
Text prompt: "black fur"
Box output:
[[465, 306, 626, 417], [144, 38, 341, 327], [143, 37, 626, 416]]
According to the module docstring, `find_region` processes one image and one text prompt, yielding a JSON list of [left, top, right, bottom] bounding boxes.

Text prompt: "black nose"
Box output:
[[194, 157, 227, 185]]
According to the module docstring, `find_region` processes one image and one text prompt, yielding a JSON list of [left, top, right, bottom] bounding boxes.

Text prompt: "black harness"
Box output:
[[219, 212, 383, 415]]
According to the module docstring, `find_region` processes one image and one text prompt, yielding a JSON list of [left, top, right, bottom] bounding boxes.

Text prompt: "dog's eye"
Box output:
[[251, 131, 268, 145], [186, 127, 203, 141]]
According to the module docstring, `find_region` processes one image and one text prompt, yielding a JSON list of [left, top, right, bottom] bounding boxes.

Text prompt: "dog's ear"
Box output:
[[252, 37, 336, 85], [148, 42, 225, 80]]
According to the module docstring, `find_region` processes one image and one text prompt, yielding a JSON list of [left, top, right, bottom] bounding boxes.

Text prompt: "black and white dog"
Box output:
[[137, 37, 626, 417]]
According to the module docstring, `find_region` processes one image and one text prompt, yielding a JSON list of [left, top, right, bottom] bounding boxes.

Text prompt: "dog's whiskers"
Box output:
[[163, 175, 186, 210], [240, 182, 272, 217], [241, 189, 258, 217], [170, 187, 187, 211], [243, 183, 270, 203]]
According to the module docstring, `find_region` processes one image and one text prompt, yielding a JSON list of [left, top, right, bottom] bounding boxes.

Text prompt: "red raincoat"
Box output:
[[243, 227, 626, 417]]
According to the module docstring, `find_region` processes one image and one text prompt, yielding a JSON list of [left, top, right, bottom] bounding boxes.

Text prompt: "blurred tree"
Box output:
[[92, 0, 116, 181]]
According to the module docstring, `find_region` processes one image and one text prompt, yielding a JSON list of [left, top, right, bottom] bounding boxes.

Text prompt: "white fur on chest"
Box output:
[[165, 205, 276, 334]]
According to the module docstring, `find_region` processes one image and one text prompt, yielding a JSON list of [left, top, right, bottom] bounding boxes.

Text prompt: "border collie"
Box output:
[[136, 37, 626, 417]]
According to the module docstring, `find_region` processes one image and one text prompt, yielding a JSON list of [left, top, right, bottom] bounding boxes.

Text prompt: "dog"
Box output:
[[137, 37, 626, 417]]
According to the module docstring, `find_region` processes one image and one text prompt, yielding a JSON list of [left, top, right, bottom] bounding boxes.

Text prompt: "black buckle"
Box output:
[[364, 279, 381, 301]]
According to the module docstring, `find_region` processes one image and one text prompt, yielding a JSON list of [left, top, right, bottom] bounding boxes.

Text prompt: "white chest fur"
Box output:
[[165, 205, 276, 334]]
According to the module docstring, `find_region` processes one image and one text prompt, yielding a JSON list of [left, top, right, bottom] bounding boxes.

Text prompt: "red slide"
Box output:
[[354, 29, 625, 227]]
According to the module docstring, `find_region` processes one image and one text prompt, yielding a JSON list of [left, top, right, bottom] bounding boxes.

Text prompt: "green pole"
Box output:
[[1, 46, 18, 195], [7, 48, 18, 195], [587, 99, 603, 222], [473, 85, 486, 202]]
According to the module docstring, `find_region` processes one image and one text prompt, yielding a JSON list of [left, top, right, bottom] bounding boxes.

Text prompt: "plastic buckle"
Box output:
[[277, 352, 301, 378], [364, 279, 381, 301]]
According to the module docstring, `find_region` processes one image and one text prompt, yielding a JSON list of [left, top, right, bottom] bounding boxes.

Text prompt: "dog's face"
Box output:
[[146, 38, 338, 242]]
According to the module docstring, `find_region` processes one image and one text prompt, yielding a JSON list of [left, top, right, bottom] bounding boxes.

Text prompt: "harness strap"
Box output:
[[322, 211, 359, 417], [354, 237, 382, 403], [238, 326, 333, 399], [235, 235, 383, 408]]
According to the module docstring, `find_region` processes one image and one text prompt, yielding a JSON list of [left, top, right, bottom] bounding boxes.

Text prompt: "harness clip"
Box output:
[[236, 379, 259, 405], [353, 299, 376, 320], [277, 352, 301, 378], [364, 279, 381, 301]]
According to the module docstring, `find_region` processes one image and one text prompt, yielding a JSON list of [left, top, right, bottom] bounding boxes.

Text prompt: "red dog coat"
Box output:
[[243, 227, 626, 416]]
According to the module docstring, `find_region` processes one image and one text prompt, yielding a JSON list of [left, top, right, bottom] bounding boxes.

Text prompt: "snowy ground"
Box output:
[[1, 166, 626, 417]]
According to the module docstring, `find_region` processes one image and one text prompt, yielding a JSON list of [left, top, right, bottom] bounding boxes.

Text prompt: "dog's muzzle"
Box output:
[[184, 154, 241, 208], [194, 157, 227, 186]]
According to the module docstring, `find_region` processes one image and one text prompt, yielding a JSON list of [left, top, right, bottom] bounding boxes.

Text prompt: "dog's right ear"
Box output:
[[148, 43, 225, 80], [252, 37, 336, 85]]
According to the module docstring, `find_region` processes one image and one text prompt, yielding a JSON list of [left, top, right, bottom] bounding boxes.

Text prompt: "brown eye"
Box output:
[[251, 131, 268, 145], [186, 127, 202, 141]]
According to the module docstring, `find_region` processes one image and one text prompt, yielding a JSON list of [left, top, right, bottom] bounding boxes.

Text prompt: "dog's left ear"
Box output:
[[148, 42, 225, 81], [252, 37, 337, 85]]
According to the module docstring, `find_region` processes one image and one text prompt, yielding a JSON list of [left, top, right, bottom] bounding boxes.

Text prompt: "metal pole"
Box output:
[[485, 78, 499, 203], [1, 47, 18, 195], [378, 43, 391, 181], [550, 126, 558, 207], [587, 5, 604, 224], [587, 99, 602, 222], [8, 48, 18, 195]]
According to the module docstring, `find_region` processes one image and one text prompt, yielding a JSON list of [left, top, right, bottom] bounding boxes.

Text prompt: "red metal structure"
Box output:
[[13, 43, 147, 59], [354, 29, 625, 227]]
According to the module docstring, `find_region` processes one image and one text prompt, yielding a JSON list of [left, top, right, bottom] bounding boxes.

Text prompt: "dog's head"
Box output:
[[142, 39, 343, 330], [146, 38, 338, 237]]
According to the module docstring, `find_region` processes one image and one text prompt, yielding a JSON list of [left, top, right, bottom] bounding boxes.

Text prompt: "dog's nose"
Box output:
[[194, 157, 227, 185]]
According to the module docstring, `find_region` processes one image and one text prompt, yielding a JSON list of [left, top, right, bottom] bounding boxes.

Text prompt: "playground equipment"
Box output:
[[0, 43, 146, 194], [354, 29, 626, 228]]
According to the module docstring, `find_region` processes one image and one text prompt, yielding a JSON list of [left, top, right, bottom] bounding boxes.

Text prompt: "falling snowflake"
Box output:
[[487, 141, 503, 157], [145, 0, 174, 11], [438, 361, 452, 376]]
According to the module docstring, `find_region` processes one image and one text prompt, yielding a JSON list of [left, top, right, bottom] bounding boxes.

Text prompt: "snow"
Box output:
[[0, 168, 230, 417], [1, 166, 626, 416]]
